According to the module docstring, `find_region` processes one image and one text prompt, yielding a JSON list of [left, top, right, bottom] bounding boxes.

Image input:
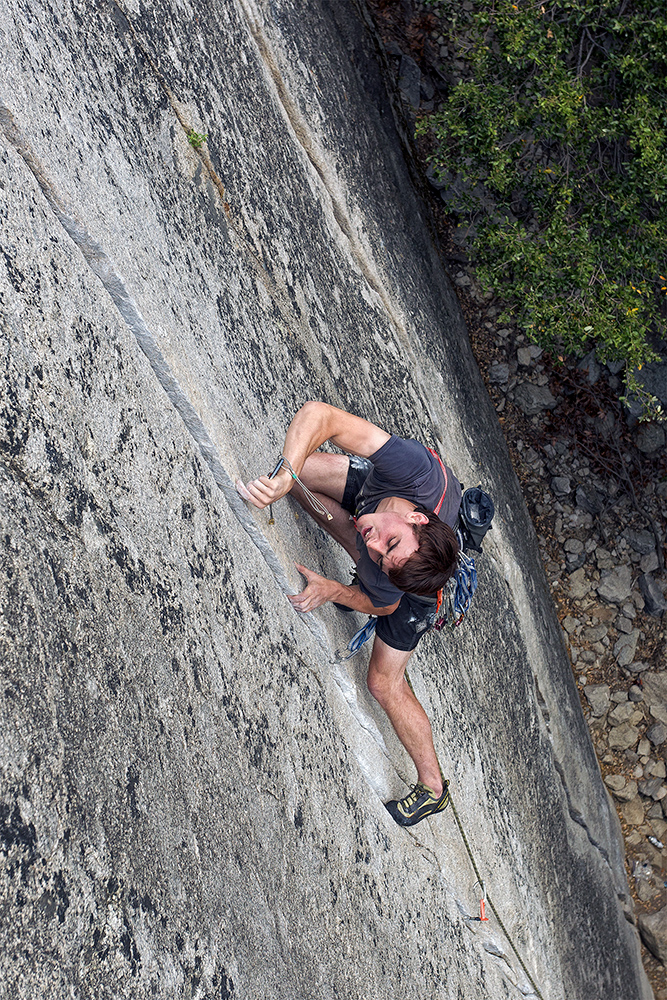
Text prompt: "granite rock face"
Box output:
[[0, 2, 651, 998]]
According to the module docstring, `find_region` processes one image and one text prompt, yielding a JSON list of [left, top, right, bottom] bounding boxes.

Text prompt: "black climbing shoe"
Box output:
[[385, 780, 450, 827]]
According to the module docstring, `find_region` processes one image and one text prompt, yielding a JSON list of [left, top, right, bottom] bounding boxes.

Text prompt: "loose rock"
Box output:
[[551, 476, 571, 497], [576, 484, 605, 514], [640, 574, 667, 618], [608, 702, 641, 725], [635, 423, 666, 455], [650, 703, 667, 726], [398, 55, 421, 110], [583, 625, 608, 643], [514, 383, 557, 415], [596, 565, 633, 605], [642, 673, 667, 706], [568, 568, 592, 599], [584, 684, 610, 717], [608, 778, 639, 803], [488, 362, 509, 385], [638, 777, 665, 800], [623, 528, 656, 556], [608, 723, 640, 751], [613, 630, 639, 667], [621, 795, 646, 825], [646, 722, 667, 746]]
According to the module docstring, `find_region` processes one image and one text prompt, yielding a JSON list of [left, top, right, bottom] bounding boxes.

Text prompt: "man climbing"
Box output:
[[240, 401, 461, 827]]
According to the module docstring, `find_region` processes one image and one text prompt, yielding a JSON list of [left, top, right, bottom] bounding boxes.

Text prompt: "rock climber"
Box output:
[[239, 401, 461, 826]]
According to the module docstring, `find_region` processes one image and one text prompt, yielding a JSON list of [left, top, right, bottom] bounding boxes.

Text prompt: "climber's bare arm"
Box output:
[[242, 402, 390, 509], [287, 565, 399, 616]]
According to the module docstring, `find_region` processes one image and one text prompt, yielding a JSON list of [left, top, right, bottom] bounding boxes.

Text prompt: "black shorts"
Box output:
[[340, 455, 373, 514], [341, 457, 438, 652], [375, 592, 439, 651]]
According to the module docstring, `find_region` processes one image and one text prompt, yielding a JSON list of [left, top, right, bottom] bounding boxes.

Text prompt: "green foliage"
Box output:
[[419, 0, 667, 376], [187, 129, 208, 150]]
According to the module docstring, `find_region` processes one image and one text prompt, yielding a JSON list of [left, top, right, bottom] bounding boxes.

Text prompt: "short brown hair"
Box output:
[[388, 507, 459, 597]]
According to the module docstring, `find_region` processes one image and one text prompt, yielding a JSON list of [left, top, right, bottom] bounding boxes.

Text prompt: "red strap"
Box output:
[[427, 447, 448, 516], [429, 448, 452, 622]]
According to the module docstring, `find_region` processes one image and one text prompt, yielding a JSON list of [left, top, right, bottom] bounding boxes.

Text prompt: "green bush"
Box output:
[[419, 0, 667, 391]]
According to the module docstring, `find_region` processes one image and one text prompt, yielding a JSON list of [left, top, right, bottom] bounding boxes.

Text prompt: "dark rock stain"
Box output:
[[126, 762, 141, 819], [0, 802, 37, 858]]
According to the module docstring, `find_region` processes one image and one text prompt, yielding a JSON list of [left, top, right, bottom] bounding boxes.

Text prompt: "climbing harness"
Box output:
[[268, 455, 333, 525]]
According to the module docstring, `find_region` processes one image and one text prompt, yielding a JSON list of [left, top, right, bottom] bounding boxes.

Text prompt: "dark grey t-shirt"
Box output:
[[354, 436, 461, 608]]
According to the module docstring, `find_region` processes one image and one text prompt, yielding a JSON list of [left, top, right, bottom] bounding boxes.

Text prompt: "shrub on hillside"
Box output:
[[420, 0, 667, 410]]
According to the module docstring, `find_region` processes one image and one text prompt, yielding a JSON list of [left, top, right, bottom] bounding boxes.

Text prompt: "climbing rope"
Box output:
[[448, 795, 545, 1000], [402, 671, 544, 1000]]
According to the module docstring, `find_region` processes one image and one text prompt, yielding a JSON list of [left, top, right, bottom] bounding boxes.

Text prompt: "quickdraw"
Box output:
[[333, 616, 377, 662], [432, 533, 478, 632], [268, 455, 333, 523]]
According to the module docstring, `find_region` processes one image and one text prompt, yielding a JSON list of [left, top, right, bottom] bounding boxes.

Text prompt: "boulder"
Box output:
[[639, 905, 667, 963]]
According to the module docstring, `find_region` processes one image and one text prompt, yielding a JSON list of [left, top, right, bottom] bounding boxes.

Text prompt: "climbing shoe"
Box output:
[[385, 780, 450, 827]]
